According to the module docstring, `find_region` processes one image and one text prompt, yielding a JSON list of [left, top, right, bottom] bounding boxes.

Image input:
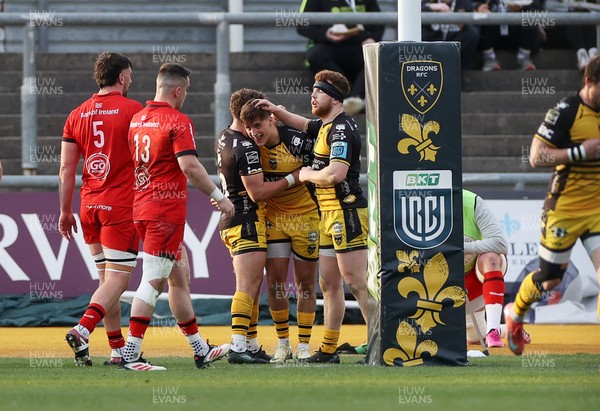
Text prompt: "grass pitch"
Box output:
[[0, 354, 598, 411]]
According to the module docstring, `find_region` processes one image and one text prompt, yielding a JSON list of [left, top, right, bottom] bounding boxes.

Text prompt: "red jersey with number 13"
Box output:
[[63, 91, 143, 206], [128, 100, 198, 224]]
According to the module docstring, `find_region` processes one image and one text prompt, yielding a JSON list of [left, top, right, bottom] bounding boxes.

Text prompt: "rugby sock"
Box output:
[[231, 291, 253, 352], [247, 337, 260, 353], [122, 336, 143, 362], [512, 271, 544, 321], [270, 308, 290, 340], [246, 303, 261, 352], [78, 303, 106, 335], [482, 270, 505, 332], [320, 328, 340, 355], [485, 304, 503, 334], [483, 48, 496, 60], [247, 303, 260, 344], [466, 310, 486, 343], [178, 318, 209, 357], [297, 310, 315, 345], [128, 316, 151, 339], [106, 330, 125, 350], [122, 316, 150, 362], [517, 47, 531, 61]]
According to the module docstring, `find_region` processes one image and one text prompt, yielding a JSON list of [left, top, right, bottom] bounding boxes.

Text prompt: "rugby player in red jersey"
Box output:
[[119, 63, 234, 371], [61, 52, 143, 367]]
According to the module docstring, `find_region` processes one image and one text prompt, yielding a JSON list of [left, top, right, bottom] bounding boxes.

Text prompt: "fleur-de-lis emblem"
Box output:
[[397, 253, 466, 332], [383, 321, 438, 366], [396, 250, 420, 274], [397, 114, 441, 162], [427, 84, 437, 95], [407, 84, 417, 96], [417, 95, 427, 107]]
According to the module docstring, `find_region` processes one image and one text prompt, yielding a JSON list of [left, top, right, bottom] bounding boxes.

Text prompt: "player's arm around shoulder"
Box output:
[[241, 169, 300, 204], [299, 161, 348, 186]]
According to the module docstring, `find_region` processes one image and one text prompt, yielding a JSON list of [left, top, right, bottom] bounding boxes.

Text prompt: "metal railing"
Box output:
[[0, 11, 597, 184]]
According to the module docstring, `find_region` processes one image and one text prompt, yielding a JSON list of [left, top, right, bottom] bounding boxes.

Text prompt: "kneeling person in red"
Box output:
[[121, 63, 234, 371]]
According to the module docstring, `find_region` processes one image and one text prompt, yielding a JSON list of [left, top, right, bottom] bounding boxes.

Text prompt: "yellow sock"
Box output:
[[321, 328, 340, 354], [247, 303, 260, 341], [297, 311, 315, 345], [269, 308, 289, 340], [514, 271, 544, 318], [231, 291, 253, 338]]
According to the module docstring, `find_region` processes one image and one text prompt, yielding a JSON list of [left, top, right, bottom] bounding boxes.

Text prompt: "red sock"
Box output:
[[482, 270, 505, 305], [79, 303, 106, 334], [107, 330, 125, 350], [178, 318, 198, 336], [129, 316, 151, 339]]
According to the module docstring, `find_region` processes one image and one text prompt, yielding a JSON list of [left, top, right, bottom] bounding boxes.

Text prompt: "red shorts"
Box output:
[[134, 220, 184, 260], [464, 268, 482, 301], [79, 204, 139, 253]]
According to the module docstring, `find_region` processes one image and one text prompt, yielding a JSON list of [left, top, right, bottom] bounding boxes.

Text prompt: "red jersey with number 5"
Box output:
[[63, 91, 143, 206], [128, 100, 198, 224]]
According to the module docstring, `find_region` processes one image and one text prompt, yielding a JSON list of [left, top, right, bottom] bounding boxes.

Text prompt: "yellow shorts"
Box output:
[[265, 209, 320, 261], [540, 207, 600, 263], [320, 207, 368, 254], [220, 220, 267, 256]]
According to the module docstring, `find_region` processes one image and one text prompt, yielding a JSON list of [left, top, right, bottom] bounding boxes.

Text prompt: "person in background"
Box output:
[[565, 1, 598, 70], [421, 0, 479, 90], [297, 0, 385, 115], [473, 0, 544, 71]]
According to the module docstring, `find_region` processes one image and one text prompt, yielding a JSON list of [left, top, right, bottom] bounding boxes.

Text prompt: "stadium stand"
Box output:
[[0, 0, 584, 178]]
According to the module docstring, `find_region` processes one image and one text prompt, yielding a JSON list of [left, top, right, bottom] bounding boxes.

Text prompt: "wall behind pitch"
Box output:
[[0, 191, 236, 297]]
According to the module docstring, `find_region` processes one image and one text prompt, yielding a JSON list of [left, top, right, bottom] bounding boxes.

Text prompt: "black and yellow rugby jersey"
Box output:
[[260, 126, 318, 214], [306, 113, 367, 211], [215, 127, 263, 230], [535, 94, 600, 213]]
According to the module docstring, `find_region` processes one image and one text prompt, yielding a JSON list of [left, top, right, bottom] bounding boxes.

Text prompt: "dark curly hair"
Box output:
[[230, 88, 266, 120], [94, 52, 132, 89]]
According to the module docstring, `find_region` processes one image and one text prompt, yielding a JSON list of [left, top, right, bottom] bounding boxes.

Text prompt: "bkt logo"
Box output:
[[393, 170, 453, 249], [405, 173, 440, 187]]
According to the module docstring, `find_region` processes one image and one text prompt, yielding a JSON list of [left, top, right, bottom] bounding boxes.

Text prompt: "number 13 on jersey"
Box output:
[[134, 134, 151, 162]]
